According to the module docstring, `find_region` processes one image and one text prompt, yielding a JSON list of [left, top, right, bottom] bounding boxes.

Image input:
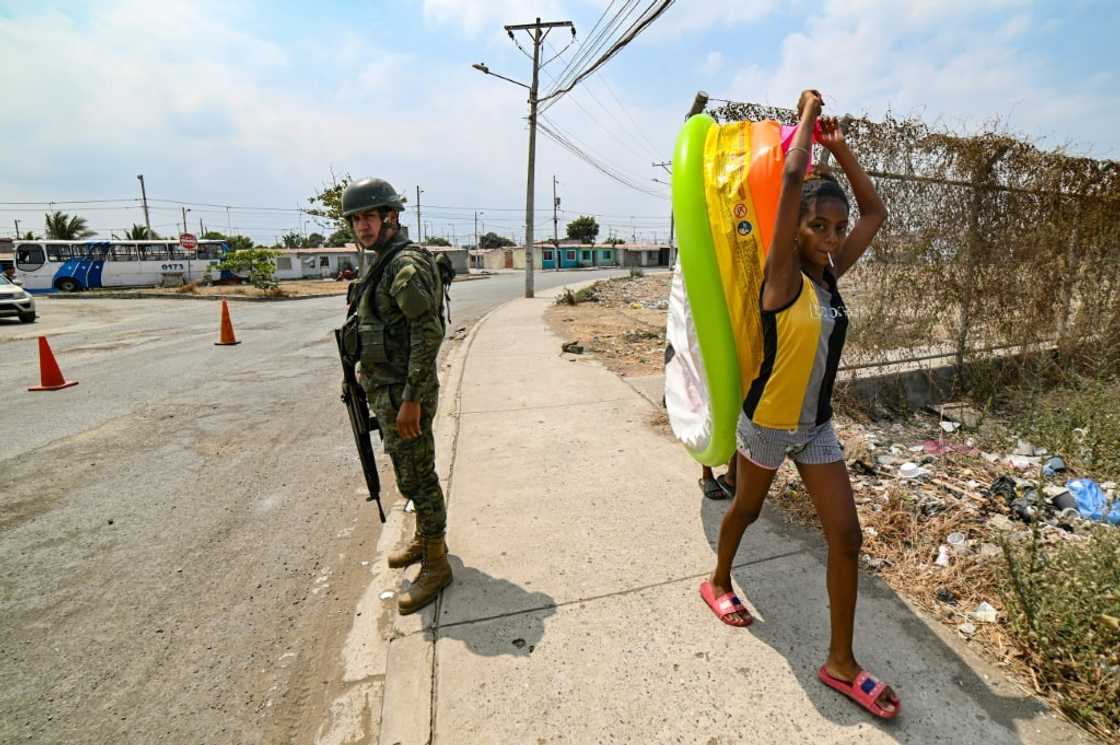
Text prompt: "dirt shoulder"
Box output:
[[545, 272, 670, 378]]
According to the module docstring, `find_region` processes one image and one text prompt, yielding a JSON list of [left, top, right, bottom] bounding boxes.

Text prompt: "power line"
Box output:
[[541, 1, 676, 112], [547, 0, 639, 97], [538, 117, 668, 200]]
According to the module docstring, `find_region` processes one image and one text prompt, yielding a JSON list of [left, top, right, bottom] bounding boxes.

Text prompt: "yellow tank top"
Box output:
[[742, 270, 848, 430]]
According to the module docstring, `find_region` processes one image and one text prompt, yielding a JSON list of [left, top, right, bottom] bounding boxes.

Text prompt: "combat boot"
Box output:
[[398, 535, 452, 615], [387, 530, 423, 569]]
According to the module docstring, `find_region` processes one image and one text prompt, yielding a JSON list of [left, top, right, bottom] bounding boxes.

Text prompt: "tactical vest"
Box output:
[[353, 235, 444, 387]]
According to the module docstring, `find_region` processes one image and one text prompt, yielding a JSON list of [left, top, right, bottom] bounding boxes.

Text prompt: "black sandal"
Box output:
[[700, 477, 729, 500], [716, 474, 736, 498]]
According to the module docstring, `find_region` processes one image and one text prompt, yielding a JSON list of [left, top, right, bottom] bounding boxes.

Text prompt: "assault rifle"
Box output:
[[335, 324, 386, 522]]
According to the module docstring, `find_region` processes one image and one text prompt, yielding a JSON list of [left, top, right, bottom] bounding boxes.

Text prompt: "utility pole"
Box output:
[[662, 92, 709, 267], [199, 218, 204, 236], [472, 17, 575, 297], [14, 219, 20, 238], [653, 159, 675, 263], [474, 211, 479, 250], [552, 174, 560, 271], [181, 207, 189, 235], [226, 206, 232, 236], [136, 174, 152, 237], [415, 186, 423, 244]]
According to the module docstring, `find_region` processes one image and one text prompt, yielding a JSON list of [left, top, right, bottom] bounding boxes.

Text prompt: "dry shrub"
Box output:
[[709, 100, 1120, 396], [174, 281, 200, 294]]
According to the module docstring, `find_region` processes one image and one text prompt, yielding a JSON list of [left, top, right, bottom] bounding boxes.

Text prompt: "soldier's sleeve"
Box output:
[[390, 254, 443, 401]]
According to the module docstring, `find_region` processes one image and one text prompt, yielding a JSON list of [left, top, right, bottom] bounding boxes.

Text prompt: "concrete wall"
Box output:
[[430, 247, 469, 275]]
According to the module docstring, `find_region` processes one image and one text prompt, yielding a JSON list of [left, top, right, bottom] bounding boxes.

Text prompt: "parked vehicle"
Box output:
[[0, 273, 36, 322], [13, 239, 228, 293]]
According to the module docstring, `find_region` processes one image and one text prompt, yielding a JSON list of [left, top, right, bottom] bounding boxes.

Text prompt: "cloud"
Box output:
[[725, 2, 1119, 158], [0, 0, 560, 240], [649, 1, 779, 39], [700, 51, 723, 75], [420, 0, 570, 36]]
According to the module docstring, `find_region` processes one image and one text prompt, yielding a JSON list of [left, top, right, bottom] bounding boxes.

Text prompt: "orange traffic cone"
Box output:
[[29, 336, 79, 391], [215, 299, 241, 346]]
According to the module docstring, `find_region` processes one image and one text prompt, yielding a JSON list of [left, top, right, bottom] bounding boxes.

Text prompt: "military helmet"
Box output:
[[341, 178, 407, 218]]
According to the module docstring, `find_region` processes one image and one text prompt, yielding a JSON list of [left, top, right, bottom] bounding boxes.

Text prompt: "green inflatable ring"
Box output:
[[672, 113, 740, 466]]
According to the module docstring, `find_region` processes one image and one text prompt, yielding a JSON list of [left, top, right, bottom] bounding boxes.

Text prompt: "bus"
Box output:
[[13, 239, 229, 293]]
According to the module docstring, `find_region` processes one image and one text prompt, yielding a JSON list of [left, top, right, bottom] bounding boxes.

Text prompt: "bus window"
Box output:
[[46, 244, 71, 261], [112, 243, 138, 261], [16, 244, 45, 272], [139, 243, 168, 261]]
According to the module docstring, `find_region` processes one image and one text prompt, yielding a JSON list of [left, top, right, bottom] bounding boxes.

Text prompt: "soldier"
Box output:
[[342, 177, 451, 615]]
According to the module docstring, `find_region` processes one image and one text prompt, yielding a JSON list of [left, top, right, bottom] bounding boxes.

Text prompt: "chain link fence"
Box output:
[[708, 100, 1120, 399]]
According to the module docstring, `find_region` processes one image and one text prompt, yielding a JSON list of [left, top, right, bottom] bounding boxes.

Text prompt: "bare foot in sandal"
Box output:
[[820, 659, 900, 718]]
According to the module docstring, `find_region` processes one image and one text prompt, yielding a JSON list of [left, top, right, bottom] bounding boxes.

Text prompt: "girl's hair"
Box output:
[[800, 166, 849, 218]]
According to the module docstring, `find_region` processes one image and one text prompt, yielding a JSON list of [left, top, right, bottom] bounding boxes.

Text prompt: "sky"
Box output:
[[0, 0, 1116, 245]]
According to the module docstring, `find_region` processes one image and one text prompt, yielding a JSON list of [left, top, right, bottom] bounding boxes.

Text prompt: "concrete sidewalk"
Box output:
[[377, 289, 1089, 745]]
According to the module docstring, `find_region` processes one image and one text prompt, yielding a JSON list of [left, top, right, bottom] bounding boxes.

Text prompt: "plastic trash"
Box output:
[[970, 601, 998, 624], [989, 476, 1018, 505], [958, 622, 977, 637], [1042, 456, 1067, 478], [935, 545, 951, 567], [899, 462, 924, 479], [946, 532, 969, 554], [1067, 478, 1120, 525]]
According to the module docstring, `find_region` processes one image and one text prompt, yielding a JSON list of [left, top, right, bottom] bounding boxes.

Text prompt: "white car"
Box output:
[[0, 274, 36, 323]]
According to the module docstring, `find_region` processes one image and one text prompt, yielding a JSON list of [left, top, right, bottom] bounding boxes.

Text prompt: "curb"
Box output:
[[374, 281, 597, 745], [374, 302, 498, 745], [49, 291, 345, 303], [45, 274, 488, 304]]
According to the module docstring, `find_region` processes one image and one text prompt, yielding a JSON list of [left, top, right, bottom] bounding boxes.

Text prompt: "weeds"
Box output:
[[1006, 378, 1120, 481], [556, 285, 601, 306], [1001, 527, 1120, 740]]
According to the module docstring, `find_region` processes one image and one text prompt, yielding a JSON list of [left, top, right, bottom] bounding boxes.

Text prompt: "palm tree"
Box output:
[[44, 211, 96, 240], [125, 224, 159, 240]]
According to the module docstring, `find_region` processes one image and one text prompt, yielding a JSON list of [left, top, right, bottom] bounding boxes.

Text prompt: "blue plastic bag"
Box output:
[[1066, 478, 1120, 525]]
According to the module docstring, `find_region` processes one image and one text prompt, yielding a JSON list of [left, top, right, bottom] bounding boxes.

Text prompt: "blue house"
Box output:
[[541, 242, 617, 269]]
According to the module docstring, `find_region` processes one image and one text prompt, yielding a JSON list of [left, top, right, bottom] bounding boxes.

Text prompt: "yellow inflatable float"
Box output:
[[665, 114, 807, 466]]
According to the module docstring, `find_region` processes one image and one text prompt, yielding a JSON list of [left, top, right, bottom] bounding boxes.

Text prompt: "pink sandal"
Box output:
[[699, 580, 753, 627], [818, 666, 901, 719]]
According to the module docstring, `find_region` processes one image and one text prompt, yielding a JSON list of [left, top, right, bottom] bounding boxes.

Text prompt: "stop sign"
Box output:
[[179, 233, 198, 250]]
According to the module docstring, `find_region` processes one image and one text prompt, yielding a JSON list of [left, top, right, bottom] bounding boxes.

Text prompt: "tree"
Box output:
[[20, 231, 38, 240], [566, 215, 599, 244], [44, 211, 96, 240], [281, 232, 304, 249], [328, 225, 354, 246], [307, 172, 352, 231], [423, 236, 451, 247], [306, 232, 325, 248], [605, 236, 624, 246], [215, 248, 281, 289], [125, 224, 159, 240], [479, 231, 515, 248], [202, 231, 254, 252]]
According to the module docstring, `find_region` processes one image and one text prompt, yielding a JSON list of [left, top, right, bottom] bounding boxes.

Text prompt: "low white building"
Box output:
[[274, 247, 360, 280]]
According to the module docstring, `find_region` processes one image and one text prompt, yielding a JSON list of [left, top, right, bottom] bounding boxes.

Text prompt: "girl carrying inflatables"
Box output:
[[697, 90, 900, 719]]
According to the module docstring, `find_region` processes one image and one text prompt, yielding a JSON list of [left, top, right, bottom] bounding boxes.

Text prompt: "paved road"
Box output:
[[0, 268, 628, 745]]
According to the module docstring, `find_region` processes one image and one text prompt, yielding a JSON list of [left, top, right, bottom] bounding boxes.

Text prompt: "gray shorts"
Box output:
[[736, 413, 843, 471]]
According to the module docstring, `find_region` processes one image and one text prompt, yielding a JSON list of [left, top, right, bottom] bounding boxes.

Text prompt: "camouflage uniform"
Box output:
[[357, 230, 446, 538]]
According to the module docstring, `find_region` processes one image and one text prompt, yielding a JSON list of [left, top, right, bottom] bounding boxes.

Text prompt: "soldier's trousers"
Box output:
[[368, 383, 447, 538]]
